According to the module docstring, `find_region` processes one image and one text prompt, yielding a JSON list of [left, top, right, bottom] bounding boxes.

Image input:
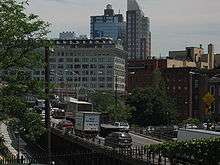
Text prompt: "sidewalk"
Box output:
[[0, 122, 18, 157]]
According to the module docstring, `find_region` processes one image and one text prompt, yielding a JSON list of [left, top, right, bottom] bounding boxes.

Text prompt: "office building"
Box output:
[[90, 4, 126, 41], [32, 38, 127, 98], [126, 0, 151, 60]]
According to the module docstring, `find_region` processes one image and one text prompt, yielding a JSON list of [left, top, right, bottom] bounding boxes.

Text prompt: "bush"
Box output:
[[145, 138, 220, 164]]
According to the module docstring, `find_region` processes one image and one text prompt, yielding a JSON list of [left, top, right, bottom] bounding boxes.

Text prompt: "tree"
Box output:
[[127, 70, 176, 126], [90, 91, 132, 122], [0, 0, 50, 141]]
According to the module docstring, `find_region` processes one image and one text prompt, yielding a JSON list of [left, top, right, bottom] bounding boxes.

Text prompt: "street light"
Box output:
[[64, 69, 80, 100]]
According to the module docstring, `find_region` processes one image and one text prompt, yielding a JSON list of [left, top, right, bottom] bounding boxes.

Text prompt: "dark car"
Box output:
[[105, 132, 132, 148]]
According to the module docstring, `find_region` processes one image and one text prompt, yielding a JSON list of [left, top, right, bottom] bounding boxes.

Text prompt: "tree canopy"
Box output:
[[90, 91, 132, 122], [0, 0, 50, 141], [127, 70, 177, 126]]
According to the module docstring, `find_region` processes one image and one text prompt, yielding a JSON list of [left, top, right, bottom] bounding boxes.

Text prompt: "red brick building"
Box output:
[[126, 59, 168, 92], [126, 59, 220, 120]]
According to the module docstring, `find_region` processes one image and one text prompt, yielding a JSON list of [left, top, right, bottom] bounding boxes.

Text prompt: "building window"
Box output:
[[82, 64, 89, 69], [66, 58, 73, 62], [82, 77, 88, 82], [99, 83, 105, 88], [98, 77, 105, 82], [82, 58, 89, 62], [98, 58, 104, 62], [90, 58, 97, 62], [107, 77, 113, 81], [66, 64, 73, 69], [49, 58, 56, 62], [74, 58, 80, 62], [90, 71, 96, 75], [91, 77, 97, 81], [66, 77, 73, 81], [82, 70, 89, 75], [90, 83, 96, 88], [107, 65, 113, 68], [107, 70, 113, 75], [34, 70, 40, 75], [210, 86, 215, 95], [58, 58, 64, 62], [74, 64, 81, 69], [90, 64, 97, 69], [195, 79, 199, 88], [50, 64, 56, 69], [99, 65, 105, 69], [107, 84, 113, 88], [218, 87, 220, 96], [58, 64, 64, 69]]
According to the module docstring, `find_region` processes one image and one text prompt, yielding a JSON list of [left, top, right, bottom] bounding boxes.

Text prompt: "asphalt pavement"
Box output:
[[129, 132, 161, 146]]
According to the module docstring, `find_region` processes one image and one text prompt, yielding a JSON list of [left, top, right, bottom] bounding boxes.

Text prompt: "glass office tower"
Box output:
[[90, 4, 126, 41]]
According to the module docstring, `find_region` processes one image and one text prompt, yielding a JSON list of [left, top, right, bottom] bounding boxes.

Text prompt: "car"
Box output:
[[186, 124, 198, 129], [56, 120, 74, 134], [105, 132, 132, 148], [114, 122, 130, 132]]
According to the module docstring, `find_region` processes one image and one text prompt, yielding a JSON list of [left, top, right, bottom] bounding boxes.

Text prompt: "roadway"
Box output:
[[129, 132, 161, 147], [51, 118, 162, 146]]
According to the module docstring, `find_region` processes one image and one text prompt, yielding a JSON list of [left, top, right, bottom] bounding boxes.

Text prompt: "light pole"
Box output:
[[114, 75, 118, 122], [44, 46, 51, 164]]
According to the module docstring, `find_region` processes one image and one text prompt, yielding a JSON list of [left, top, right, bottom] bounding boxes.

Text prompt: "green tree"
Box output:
[[90, 91, 132, 122], [127, 70, 176, 126], [0, 0, 50, 141]]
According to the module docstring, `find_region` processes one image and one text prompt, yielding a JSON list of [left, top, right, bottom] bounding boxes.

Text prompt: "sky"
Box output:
[[27, 0, 220, 56]]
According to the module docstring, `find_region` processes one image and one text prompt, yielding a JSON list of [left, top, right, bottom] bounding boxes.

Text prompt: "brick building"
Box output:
[[126, 58, 196, 92], [161, 68, 220, 121]]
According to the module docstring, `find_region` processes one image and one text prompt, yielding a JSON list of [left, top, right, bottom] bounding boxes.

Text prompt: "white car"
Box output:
[[114, 122, 130, 132]]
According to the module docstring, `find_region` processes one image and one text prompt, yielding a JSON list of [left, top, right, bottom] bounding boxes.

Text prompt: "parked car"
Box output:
[[114, 122, 130, 132], [105, 132, 132, 148]]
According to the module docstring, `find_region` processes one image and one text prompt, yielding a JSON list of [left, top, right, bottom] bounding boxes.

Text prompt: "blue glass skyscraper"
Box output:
[[90, 4, 126, 41]]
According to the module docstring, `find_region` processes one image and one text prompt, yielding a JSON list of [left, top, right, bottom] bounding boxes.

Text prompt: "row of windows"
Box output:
[[52, 53, 115, 61], [50, 64, 114, 69], [49, 77, 114, 82]]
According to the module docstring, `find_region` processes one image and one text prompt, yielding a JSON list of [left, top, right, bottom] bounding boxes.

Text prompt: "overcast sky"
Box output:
[[27, 0, 220, 56]]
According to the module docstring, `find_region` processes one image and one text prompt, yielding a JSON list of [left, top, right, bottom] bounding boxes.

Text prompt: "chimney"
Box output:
[[208, 43, 215, 69]]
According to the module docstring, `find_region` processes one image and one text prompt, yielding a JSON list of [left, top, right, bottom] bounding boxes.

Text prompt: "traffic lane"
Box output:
[[129, 133, 161, 146]]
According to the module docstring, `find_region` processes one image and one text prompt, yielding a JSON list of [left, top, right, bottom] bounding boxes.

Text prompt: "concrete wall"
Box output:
[[177, 129, 220, 141]]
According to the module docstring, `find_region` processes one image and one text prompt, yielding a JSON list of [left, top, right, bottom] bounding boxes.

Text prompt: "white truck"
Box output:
[[75, 112, 101, 138]]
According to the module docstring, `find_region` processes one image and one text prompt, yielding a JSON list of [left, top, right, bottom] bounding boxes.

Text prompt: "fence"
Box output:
[[0, 147, 195, 165]]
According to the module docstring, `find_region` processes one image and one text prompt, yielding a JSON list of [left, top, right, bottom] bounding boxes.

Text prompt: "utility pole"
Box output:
[[114, 75, 118, 121], [45, 46, 51, 164]]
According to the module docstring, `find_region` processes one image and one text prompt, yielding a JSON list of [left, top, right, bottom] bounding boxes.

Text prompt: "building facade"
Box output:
[[126, 0, 151, 60], [90, 4, 126, 41], [169, 44, 215, 69], [126, 58, 197, 92], [32, 39, 127, 97], [162, 68, 220, 121]]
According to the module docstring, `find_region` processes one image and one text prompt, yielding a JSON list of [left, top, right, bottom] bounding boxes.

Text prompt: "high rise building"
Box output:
[[126, 0, 151, 60], [90, 4, 126, 41], [32, 38, 127, 97]]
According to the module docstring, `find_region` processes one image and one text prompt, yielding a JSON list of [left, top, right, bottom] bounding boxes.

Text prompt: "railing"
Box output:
[[130, 126, 178, 141]]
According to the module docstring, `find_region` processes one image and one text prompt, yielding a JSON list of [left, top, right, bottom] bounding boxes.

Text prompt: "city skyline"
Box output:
[[27, 0, 220, 56]]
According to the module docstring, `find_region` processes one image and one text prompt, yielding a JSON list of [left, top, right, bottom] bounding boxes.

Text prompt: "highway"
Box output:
[[51, 118, 162, 147], [130, 132, 161, 146]]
